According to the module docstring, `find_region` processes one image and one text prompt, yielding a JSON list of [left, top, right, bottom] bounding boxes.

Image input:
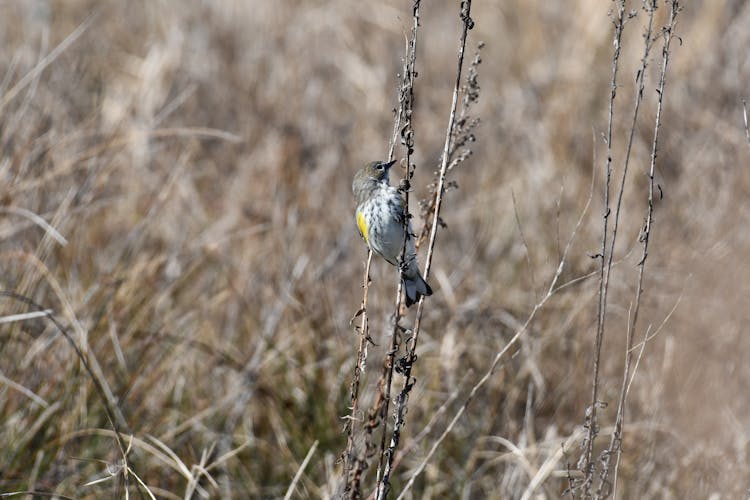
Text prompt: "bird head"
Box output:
[[365, 160, 396, 182], [352, 159, 397, 204], [357, 159, 396, 184]]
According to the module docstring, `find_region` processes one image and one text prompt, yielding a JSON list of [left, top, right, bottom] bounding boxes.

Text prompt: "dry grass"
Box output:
[[1, 1, 749, 498]]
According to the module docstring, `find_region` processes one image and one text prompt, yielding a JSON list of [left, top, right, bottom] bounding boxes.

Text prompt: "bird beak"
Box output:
[[383, 160, 397, 170]]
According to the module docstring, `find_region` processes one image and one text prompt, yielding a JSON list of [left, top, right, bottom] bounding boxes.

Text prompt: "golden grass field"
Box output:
[[2, 0, 749, 498]]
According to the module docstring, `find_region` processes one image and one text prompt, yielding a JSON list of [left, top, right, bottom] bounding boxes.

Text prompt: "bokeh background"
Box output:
[[1, 0, 749, 498]]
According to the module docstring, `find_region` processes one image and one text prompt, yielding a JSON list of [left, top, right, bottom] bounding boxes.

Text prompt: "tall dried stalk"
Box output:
[[343, 250, 373, 497], [398, 187, 595, 499], [580, 0, 627, 483], [605, 2, 681, 496], [743, 99, 750, 147], [373, 1, 422, 495], [342, 3, 421, 498], [376, 2, 477, 498], [578, 0, 681, 497]]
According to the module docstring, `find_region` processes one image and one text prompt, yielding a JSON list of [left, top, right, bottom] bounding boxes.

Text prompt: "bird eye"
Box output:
[[375, 164, 384, 170]]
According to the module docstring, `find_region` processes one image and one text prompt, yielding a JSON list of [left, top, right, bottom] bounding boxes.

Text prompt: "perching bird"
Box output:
[[352, 160, 432, 307]]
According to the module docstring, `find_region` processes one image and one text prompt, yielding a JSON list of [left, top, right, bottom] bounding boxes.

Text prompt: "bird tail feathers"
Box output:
[[403, 267, 433, 307]]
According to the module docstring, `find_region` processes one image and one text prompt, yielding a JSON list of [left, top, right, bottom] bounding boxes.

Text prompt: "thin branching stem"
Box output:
[[344, 250, 373, 497], [374, 3, 422, 497], [597, 0, 658, 473], [582, 0, 627, 483], [398, 153, 596, 500], [743, 98, 750, 147], [377, 2, 473, 498], [606, 2, 680, 497]]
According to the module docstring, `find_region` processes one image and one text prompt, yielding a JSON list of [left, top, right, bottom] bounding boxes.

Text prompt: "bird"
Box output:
[[352, 159, 432, 307]]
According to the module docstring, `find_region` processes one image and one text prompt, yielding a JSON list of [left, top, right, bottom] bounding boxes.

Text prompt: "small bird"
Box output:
[[352, 160, 432, 307]]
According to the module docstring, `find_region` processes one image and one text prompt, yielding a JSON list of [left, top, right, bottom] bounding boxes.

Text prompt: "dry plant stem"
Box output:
[[347, 3, 420, 497], [595, 0, 657, 473], [374, 2, 421, 496], [585, 0, 660, 489], [512, 190, 539, 300], [743, 99, 750, 147], [416, 42, 481, 251], [387, 379, 463, 475], [373, 282, 405, 495], [583, 0, 626, 479], [343, 250, 373, 494], [605, 2, 680, 497], [283, 440, 319, 500], [398, 162, 595, 500], [378, 2, 473, 498], [0, 14, 93, 115]]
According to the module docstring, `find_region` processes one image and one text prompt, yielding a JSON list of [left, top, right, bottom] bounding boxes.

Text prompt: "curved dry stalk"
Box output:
[[397, 153, 595, 500], [0, 291, 132, 491]]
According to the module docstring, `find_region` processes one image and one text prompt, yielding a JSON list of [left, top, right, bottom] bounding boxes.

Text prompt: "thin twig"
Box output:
[[387, 376, 465, 475], [0, 14, 94, 114], [397, 151, 596, 500], [283, 440, 319, 500], [581, 0, 627, 485], [346, 4, 421, 497], [377, 2, 473, 498], [343, 250, 373, 496], [742, 98, 750, 147], [593, 0, 659, 493], [512, 190, 539, 300], [585, 0, 657, 497], [628, 278, 686, 353], [0, 309, 54, 324], [374, 3, 422, 497], [603, 2, 680, 496], [0, 207, 68, 246]]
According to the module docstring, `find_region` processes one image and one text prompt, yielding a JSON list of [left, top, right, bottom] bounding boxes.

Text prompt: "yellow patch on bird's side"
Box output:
[[356, 211, 369, 243]]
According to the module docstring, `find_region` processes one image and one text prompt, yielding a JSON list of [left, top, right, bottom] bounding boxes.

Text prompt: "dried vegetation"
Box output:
[[1, 1, 749, 498]]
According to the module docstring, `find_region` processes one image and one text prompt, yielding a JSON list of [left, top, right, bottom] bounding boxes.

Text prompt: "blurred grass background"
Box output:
[[1, 0, 749, 498]]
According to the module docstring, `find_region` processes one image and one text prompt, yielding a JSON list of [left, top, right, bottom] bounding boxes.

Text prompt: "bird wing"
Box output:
[[356, 209, 369, 243], [393, 188, 407, 223]]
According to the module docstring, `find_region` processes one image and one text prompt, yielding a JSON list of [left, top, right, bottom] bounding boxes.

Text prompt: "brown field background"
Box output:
[[1, 1, 749, 498]]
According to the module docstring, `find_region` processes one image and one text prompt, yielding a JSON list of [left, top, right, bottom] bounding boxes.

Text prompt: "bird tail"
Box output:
[[402, 262, 433, 307]]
